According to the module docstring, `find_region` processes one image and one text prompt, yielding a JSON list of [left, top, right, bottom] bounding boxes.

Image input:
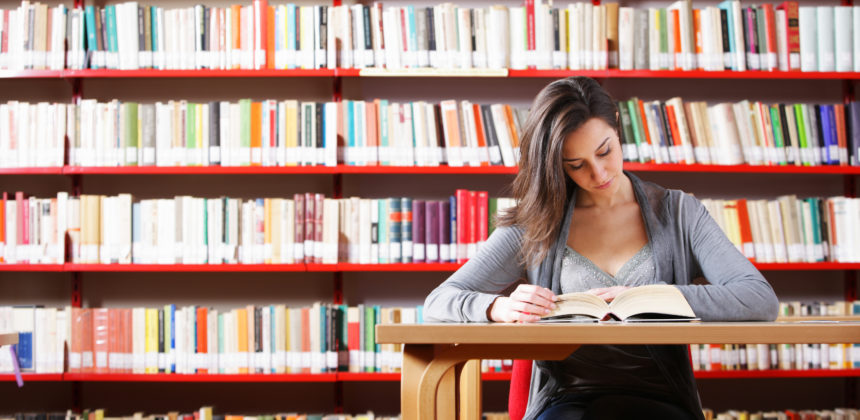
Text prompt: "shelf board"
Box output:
[[0, 264, 65, 272], [62, 69, 338, 78], [62, 373, 338, 382], [509, 69, 860, 80], [0, 373, 63, 381], [1, 164, 860, 176], [694, 369, 860, 379], [1, 262, 858, 272], [63, 264, 306, 272], [0, 167, 64, 175], [62, 166, 341, 175], [1, 68, 859, 80], [623, 162, 860, 174], [306, 263, 463, 272]]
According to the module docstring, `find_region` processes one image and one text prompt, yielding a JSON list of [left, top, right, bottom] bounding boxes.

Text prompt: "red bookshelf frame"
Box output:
[[509, 69, 860, 80], [4, 370, 859, 383], [1, 262, 858, 272], [5, 163, 860, 176]]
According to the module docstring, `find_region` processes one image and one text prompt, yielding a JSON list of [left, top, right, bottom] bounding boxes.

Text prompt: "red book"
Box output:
[[196, 306, 208, 374], [253, 0, 268, 69], [472, 104, 489, 166], [301, 307, 310, 374], [92, 308, 109, 373], [476, 191, 488, 250], [123, 308, 132, 373], [671, 9, 682, 71], [468, 191, 477, 259], [79, 309, 94, 373], [525, 0, 535, 69], [455, 189, 469, 263], [16, 192, 26, 262], [69, 307, 83, 373], [347, 308, 359, 373], [762, 4, 777, 71], [400, 9, 408, 54], [108, 308, 119, 372], [366, 101, 378, 163], [1, 191, 5, 263], [776, 2, 800, 71], [833, 104, 848, 165], [735, 199, 755, 260], [269, 100, 277, 152], [266, 5, 275, 70]]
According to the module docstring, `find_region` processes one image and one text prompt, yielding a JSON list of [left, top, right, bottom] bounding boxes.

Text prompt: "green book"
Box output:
[[627, 98, 647, 163], [807, 198, 822, 261], [488, 198, 498, 235], [125, 102, 140, 166], [768, 105, 785, 165], [658, 9, 668, 69], [217, 312, 225, 374], [186, 102, 196, 163], [378, 199, 389, 263], [793, 104, 809, 166], [105, 5, 118, 67], [364, 305, 376, 372]]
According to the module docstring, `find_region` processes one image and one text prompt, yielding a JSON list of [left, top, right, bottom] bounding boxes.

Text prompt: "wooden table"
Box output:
[[376, 322, 860, 420], [0, 333, 17, 346]]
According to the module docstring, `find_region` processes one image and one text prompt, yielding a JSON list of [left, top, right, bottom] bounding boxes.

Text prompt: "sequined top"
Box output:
[[555, 243, 676, 399]]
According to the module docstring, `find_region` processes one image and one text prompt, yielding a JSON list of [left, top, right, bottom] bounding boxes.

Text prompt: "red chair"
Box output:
[[508, 359, 532, 420]]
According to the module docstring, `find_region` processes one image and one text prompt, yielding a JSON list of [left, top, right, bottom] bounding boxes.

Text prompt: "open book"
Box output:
[[540, 284, 699, 323]]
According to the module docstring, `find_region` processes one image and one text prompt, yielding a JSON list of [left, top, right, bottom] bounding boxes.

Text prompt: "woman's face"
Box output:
[[561, 117, 623, 198]]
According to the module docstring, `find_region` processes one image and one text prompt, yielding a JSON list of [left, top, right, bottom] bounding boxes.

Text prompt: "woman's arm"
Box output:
[[423, 225, 527, 322], [675, 193, 780, 321]]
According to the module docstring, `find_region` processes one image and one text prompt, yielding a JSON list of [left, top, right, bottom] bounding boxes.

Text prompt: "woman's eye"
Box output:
[[599, 147, 611, 157], [568, 164, 583, 170]]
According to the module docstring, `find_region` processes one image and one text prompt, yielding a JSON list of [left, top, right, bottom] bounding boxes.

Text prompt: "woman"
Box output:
[[423, 77, 779, 420]]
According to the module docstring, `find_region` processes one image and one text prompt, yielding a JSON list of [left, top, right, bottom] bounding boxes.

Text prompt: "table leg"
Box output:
[[457, 360, 482, 420]]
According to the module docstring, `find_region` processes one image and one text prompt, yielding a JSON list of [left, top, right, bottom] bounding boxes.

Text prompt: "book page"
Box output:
[[541, 292, 609, 320], [608, 284, 696, 321]]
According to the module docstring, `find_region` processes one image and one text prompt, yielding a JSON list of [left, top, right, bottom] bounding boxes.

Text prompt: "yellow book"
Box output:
[[236, 308, 248, 374], [145, 308, 157, 374], [284, 100, 298, 166]]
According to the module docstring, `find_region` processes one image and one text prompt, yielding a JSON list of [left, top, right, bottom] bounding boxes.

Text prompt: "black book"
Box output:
[[480, 104, 501, 165], [719, 9, 730, 70], [848, 101, 860, 166], [137, 6, 145, 58], [316, 103, 324, 161], [209, 101, 220, 165], [433, 103, 446, 163], [203, 6, 211, 56], [254, 306, 262, 373], [552, 9, 560, 53], [362, 6, 372, 50], [427, 7, 436, 53], [617, 101, 636, 159], [778, 104, 794, 165], [812, 104, 824, 165], [469, 9, 476, 52], [319, 6, 327, 69], [658, 102, 675, 155]]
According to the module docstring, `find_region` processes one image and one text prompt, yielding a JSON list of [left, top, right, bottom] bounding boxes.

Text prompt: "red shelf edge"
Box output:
[[1, 262, 857, 272], [62, 373, 337, 382], [0, 373, 64, 381], [694, 369, 860, 379], [2, 69, 860, 80]]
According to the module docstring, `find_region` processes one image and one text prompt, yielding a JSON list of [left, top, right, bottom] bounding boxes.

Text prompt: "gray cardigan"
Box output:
[[424, 172, 779, 420]]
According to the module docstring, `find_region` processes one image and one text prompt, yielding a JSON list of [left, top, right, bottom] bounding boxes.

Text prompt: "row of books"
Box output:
[[779, 300, 859, 317], [4, 1, 860, 73], [0, 99, 527, 169], [700, 196, 860, 263], [0, 410, 394, 420], [619, 98, 860, 167], [691, 342, 860, 371], [0, 304, 422, 375], [2, 300, 858, 376], [703, 408, 860, 420], [0, 190, 517, 266], [6, 96, 860, 169]]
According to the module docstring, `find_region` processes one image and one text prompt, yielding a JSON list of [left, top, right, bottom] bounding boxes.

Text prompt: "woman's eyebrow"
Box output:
[[562, 137, 610, 162]]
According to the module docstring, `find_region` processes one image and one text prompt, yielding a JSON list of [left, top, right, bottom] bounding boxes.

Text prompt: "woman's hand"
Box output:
[[585, 286, 630, 302], [488, 284, 558, 323]]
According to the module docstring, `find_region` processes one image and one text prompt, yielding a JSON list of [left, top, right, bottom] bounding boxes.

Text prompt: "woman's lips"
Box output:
[[595, 178, 613, 190]]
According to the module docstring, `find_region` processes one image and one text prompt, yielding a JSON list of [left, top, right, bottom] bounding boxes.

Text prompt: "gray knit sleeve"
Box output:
[[675, 193, 780, 321], [423, 225, 527, 322]]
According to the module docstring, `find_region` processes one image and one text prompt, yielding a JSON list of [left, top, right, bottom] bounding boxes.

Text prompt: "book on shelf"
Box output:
[[3, 1, 860, 73], [540, 284, 698, 323], [0, 190, 517, 265]]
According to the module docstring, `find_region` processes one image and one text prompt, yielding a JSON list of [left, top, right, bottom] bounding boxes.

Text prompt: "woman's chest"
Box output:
[[566, 204, 649, 277]]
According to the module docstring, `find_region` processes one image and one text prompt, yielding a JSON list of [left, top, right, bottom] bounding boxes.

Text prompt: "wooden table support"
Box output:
[[381, 322, 860, 420]]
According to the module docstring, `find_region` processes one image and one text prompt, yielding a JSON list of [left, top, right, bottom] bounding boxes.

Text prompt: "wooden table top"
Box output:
[[377, 322, 860, 345], [0, 333, 18, 346]]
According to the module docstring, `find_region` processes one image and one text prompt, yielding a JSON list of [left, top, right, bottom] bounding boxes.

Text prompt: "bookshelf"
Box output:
[[1, 0, 859, 417]]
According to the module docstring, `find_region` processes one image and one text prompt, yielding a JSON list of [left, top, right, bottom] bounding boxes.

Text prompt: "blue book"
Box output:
[[373, 305, 382, 372], [150, 6, 158, 61], [347, 101, 355, 165], [286, 5, 297, 69], [168, 304, 176, 373], [105, 5, 119, 68], [84, 6, 99, 68], [416, 305, 424, 324], [826, 105, 839, 165], [820, 105, 837, 165], [378, 199, 388, 263]]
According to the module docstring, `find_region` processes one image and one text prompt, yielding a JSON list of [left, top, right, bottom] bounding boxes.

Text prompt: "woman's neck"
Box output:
[[576, 174, 634, 210]]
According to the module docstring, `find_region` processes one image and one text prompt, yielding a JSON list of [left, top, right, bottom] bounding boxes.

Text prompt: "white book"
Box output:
[[382, 8, 400, 69], [816, 7, 835, 72], [509, 7, 526, 70], [854, 8, 860, 72], [798, 7, 817, 72], [618, 7, 635, 71], [439, 101, 462, 167], [490, 104, 516, 167], [370, 4, 385, 68], [359, 199, 371, 264], [834, 6, 853, 72], [460, 101, 478, 167]]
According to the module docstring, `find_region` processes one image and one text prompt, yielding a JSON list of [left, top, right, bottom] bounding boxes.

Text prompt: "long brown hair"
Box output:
[[497, 76, 620, 266]]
